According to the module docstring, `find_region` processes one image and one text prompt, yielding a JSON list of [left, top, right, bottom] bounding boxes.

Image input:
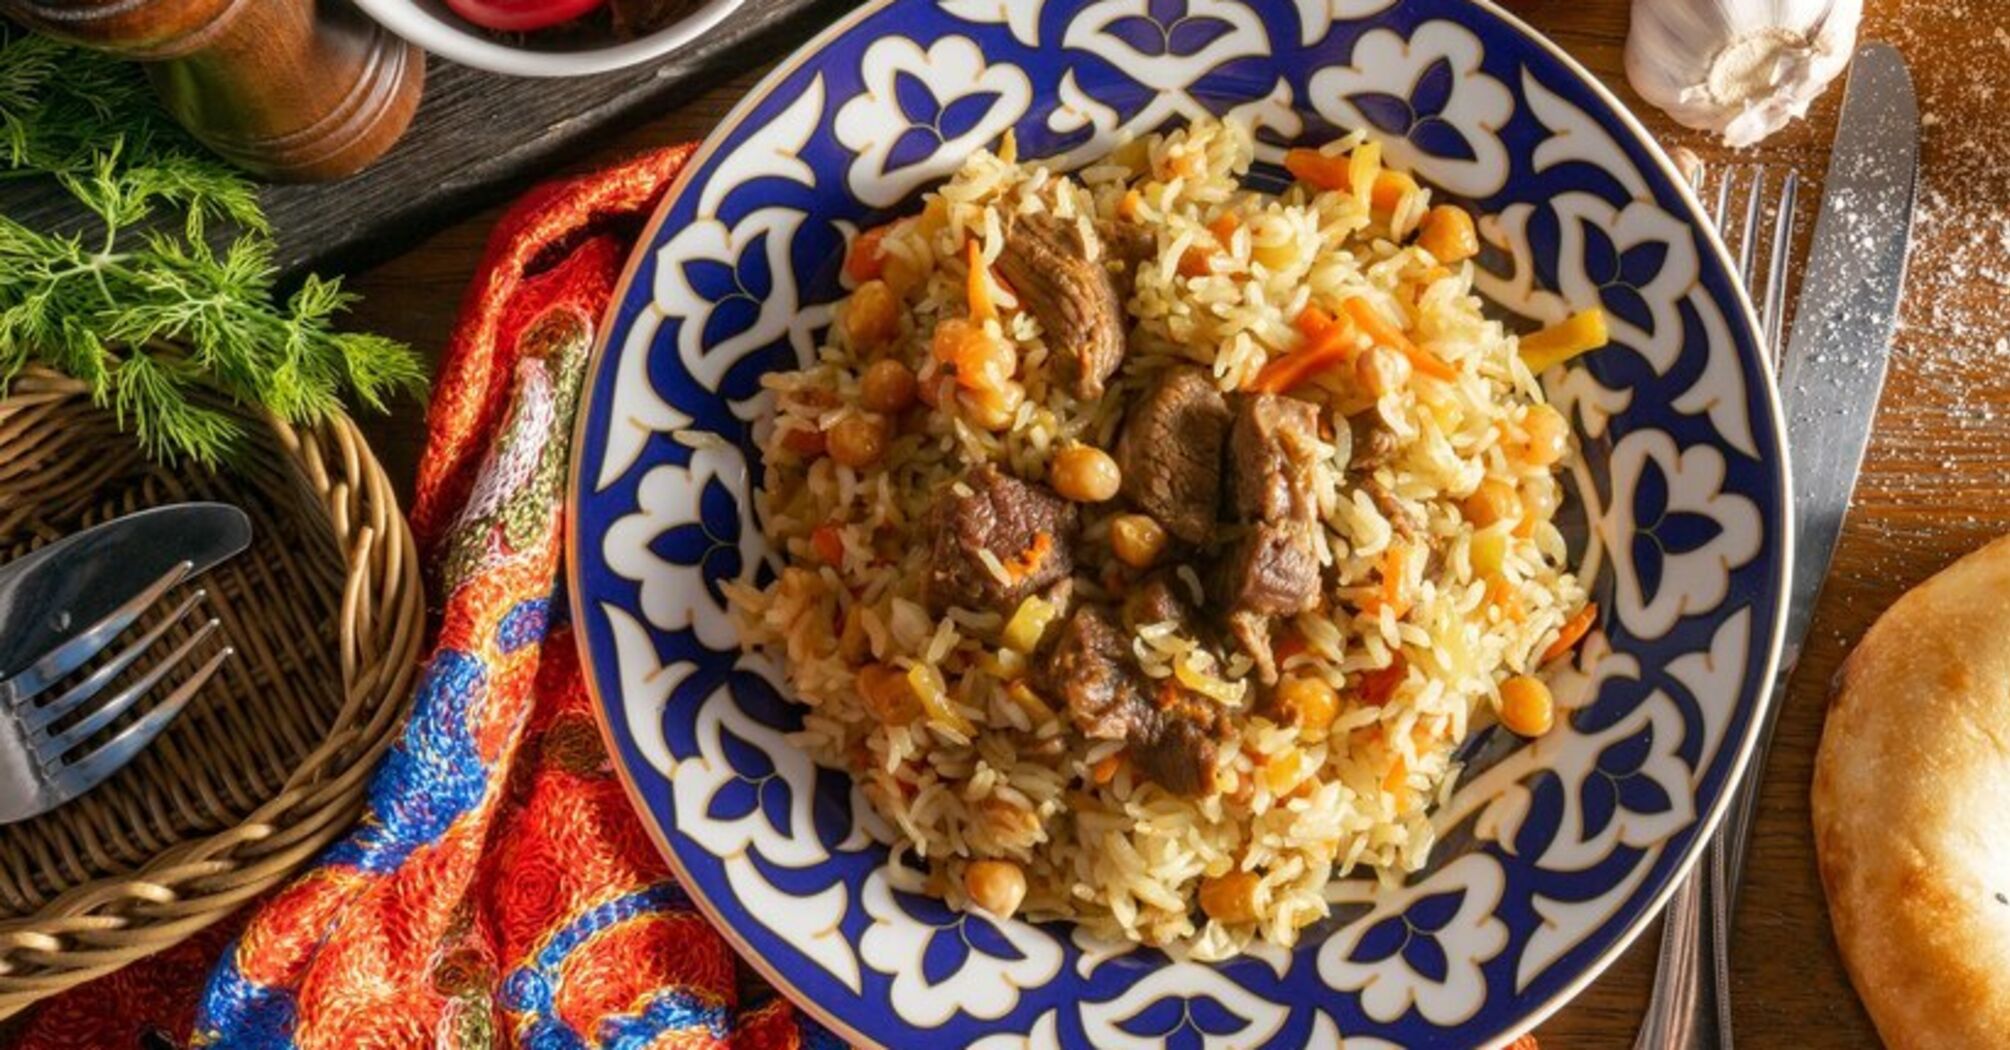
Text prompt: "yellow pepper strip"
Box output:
[[1520, 308, 1610, 374]]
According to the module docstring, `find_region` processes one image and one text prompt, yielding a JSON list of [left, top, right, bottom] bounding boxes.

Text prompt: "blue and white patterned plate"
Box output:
[[567, 1, 1791, 1045]]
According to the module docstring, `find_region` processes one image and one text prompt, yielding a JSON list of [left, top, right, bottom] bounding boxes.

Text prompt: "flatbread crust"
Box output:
[[1813, 535, 2010, 1049]]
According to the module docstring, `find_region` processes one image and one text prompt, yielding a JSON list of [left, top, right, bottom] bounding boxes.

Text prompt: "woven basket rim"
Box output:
[[0, 366, 425, 1019]]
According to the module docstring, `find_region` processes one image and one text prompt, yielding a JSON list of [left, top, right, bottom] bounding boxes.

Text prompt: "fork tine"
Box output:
[[1738, 166, 1768, 290], [30, 616, 221, 764], [1763, 170, 1801, 362], [2, 560, 194, 706], [19, 589, 207, 735], [42, 646, 232, 801], [1711, 170, 1733, 230]]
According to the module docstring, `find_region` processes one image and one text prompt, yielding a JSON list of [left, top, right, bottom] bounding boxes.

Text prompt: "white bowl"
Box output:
[[352, 0, 746, 77]]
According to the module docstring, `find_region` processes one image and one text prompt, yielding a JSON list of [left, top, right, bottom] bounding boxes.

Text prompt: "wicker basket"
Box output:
[[0, 366, 424, 1020]]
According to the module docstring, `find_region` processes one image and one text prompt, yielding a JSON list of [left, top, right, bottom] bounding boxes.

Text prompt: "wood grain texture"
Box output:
[[336, 0, 2010, 1045], [1, 0, 426, 180], [0, 0, 844, 272]]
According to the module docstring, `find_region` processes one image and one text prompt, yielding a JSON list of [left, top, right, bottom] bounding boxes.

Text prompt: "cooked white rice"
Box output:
[[728, 119, 1589, 958]]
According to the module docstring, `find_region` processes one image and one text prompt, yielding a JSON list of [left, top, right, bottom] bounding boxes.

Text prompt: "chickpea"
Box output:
[[1461, 478, 1521, 528], [960, 381, 1025, 432], [828, 413, 889, 469], [843, 279, 900, 348], [1109, 513, 1169, 569], [1198, 871, 1262, 925], [1513, 403, 1571, 467], [1273, 674, 1340, 738], [1354, 343, 1412, 398], [964, 859, 1028, 919], [857, 662, 920, 724], [860, 358, 918, 414], [1051, 445, 1122, 503], [1417, 204, 1479, 263], [1499, 674, 1555, 737]]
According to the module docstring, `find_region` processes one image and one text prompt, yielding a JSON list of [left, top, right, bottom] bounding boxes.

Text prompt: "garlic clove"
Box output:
[[1626, 0, 1862, 147]]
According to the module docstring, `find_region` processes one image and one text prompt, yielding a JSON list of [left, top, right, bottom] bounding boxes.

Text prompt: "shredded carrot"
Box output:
[[1358, 654, 1408, 706], [1207, 212, 1241, 242], [1002, 532, 1053, 583], [1283, 147, 1352, 192], [810, 523, 845, 566], [780, 426, 826, 459], [1177, 245, 1218, 277], [965, 240, 996, 321], [1091, 752, 1125, 785], [1250, 306, 1358, 393], [1542, 602, 1599, 665], [1293, 304, 1339, 340], [1369, 170, 1418, 213], [1271, 630, 1308, 667], [1368, 545, 1413, 617], [845, 224, 891, 283], [1382, 756, 1407, 794], [1342, 297, 1457, 381], [1485, 576, 1527, 622], [1118, 188, 1143, 221]]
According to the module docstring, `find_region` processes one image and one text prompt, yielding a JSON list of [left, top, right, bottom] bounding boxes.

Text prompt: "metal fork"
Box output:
[[0, 562, 236, 825], [1633, 163, 1800, 1050]]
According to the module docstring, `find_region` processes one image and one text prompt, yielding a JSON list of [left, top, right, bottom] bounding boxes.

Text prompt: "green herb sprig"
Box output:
[[0, 29, 424, 464]]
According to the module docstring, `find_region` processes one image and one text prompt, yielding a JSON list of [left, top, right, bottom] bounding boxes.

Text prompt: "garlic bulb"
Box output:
[[1626, 0, 1862, 148]]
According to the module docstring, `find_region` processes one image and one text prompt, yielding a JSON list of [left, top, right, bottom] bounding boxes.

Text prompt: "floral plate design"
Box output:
[[566, 1, 1792, 1045]]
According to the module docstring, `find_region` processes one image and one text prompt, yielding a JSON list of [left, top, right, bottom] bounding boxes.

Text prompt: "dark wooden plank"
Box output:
[[0, 0, 847, 280]]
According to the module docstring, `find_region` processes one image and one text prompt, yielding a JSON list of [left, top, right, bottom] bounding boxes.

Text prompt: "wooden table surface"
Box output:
[[335, 1, 2009, 1045]]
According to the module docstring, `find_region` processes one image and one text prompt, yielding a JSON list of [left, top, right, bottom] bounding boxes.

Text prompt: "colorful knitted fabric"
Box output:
[[9, 146, 834, 1050]]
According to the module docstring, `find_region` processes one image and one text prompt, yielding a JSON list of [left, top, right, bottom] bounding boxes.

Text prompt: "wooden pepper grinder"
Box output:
[[2, 0, 425, 182]]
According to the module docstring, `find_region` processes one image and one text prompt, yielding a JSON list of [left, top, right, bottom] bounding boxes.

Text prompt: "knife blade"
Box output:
[[0, 503, 253, 682], [1701, 42, 1918, 1049]]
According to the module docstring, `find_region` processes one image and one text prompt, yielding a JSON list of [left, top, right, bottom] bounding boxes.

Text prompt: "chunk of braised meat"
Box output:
[[1116, 366, 1231, 545], [1364, 478, 1425, 539], [1228, 393, 1322, 524], [1130, 689, 1224, 797], [1216, 521, 1322, 685], [1044, 604, 1225, 796], [1348, 412, 1400, 473], [1122, 571, 1198, 633], [996, 214, 1127, 400], [923, 465, 1079, 614], [1045, 604, 1137, 740], [1094, 219, 1156, 296]]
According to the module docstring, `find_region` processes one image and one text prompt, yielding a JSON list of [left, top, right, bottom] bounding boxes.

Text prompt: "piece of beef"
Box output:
[[923, 466, 1079, 614], [996, 214, 1127, 400], [1216, 522, 1322, 684], [1348, 412, 1400, 473], [1044, 604, 1224, 795], [1228, 393, 1322, 524], [1046, 604, 1138, 740], [1364, 478, 1426, 539], [1116, 366, 1231, 546], [1122, 571, 1198, 633], [1130, 691, 1223, 797], [1094, 219, 1156, 296]]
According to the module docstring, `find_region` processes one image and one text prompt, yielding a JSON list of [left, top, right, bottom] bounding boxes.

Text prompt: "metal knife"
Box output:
[[0, 503, 253, 681], [1703, 42, 1920, 1047]]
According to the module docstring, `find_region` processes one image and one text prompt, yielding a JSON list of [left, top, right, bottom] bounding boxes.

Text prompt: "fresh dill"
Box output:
[[0, 29, 424, 464]]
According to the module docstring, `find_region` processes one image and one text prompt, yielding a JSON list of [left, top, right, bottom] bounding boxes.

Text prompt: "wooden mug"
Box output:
[[2, 0, 426, 182]]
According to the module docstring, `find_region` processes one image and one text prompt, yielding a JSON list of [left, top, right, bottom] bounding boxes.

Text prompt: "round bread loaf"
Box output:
[[1813, 535, 2010, 1049]]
